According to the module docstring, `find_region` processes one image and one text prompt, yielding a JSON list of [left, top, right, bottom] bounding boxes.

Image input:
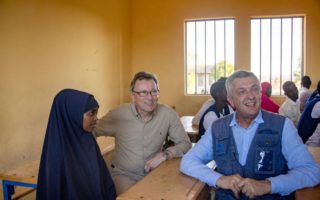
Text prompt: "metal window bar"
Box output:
[[259, 19, 262, 81], [224, 20, 226, 77], [195, 22, 198, 94], [290, 18, 293, 82], [214, 20, 217, 82], [185, 22, 193, 95], [184, 23, 187, 95], [205, 21, 209, 93], [269, 19, 272, 83], [301, 18, 305, 77], [184, 21, 189, 95], [280, 18, 283, 95]]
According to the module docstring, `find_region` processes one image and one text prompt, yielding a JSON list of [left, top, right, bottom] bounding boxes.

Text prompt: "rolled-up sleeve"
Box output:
[[92, 110, 116, 138]]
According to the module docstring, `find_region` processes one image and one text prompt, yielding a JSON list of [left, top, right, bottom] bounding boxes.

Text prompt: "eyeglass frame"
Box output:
[[132, 89, 160, 97]]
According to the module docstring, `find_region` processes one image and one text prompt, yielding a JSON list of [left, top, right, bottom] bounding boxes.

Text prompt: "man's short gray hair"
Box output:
[[226, 70, 260, 96], [130, 71, 159, 92]]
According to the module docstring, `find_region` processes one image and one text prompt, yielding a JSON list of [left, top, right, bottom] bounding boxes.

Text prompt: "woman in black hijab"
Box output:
[[36, 89, 116, 200]]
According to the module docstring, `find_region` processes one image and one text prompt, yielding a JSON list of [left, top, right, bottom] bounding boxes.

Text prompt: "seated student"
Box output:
[[192, 77, 227, 125], [198, 79, 234, 137], [279, 81, 300, 126], [192, 98, 215, 125], [298, 80, 320, 144], [299, 75, 313, 112], [261, 81, 280, 113], [37, 89, 116, 200], [180, 70, 320, 199], [306, 124, 320, 147]]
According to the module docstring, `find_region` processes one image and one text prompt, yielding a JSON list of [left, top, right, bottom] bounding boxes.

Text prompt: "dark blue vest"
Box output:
[[297, 95, 320, 143], [211, 111, 292, 200], [199, 103, 230, 137]]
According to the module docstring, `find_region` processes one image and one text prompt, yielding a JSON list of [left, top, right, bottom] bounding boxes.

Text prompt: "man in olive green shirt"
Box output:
[[93, 71, 192, 194]]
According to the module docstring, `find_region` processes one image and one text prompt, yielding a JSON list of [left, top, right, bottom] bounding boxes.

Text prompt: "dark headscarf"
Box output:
[[36, 89, 116, 200]]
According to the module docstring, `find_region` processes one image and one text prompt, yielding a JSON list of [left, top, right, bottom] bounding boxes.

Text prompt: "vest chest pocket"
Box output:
[[215, 142, 227, 155], [254, 131, 280, 175], [214, 139, 235, 175]]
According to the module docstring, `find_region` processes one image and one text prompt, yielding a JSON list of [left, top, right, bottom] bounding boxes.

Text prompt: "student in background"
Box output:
[[306, 124, 320, 147], [192, 77, 228, 125], [298, 80, 320, 144], [181, 70, 320, 199], [261, 81, 280, 113], [37, 89, 116, 200], [198, 78, 234, 137], [93, 71, 192, 195], [192, 98, 215, 125], [279, 81, 300, 127], [299, 75, 312, 112]]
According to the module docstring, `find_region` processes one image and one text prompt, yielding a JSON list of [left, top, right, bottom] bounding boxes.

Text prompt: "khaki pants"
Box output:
[[112, 174, 137, 195], [111, 164, 144, 195]]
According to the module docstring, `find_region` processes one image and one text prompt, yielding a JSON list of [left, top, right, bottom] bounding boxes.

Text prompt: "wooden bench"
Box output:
[[0, 137, 115, 200]]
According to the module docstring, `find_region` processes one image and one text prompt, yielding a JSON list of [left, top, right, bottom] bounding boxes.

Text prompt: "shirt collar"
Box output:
[[131, 103, 139, 118], [229, 110, 264, 127]]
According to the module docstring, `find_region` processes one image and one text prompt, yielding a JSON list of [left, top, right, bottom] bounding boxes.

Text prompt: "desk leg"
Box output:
[[2, 180, 14, 200], [2, 180, 37, 200]]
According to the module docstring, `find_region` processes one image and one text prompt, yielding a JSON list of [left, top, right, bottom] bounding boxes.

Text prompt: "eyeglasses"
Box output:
[[132, 90, 159, 97]]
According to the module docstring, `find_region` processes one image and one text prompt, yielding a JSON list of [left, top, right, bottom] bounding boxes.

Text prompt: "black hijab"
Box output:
[[36, 89, 116, 200]]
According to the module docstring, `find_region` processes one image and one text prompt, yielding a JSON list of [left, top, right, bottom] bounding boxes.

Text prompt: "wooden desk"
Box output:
[[295, 146, 320, 200], [181, 116, 199, 143], [0, 160, 38, 200], [0, 137, 115, 200], [117, 158, 209, 200]]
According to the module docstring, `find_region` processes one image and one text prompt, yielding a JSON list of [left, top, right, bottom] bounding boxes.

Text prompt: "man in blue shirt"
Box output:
[[180, 70, 320, 199]]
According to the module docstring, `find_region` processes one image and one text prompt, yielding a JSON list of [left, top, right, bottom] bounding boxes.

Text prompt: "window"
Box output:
[[251, 16, 304, 95], [185, 19, 235, 95]]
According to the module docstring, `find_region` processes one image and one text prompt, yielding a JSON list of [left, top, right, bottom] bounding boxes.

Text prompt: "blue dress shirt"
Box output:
[[180, 110, 320, 196]]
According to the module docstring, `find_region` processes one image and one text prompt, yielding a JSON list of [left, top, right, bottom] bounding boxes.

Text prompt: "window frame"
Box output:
[[184, 18, 235, 96], [250, 15, 305, 95]]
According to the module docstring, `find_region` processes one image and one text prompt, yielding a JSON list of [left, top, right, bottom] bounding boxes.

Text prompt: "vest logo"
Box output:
[[255, 148, 275, 174]]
